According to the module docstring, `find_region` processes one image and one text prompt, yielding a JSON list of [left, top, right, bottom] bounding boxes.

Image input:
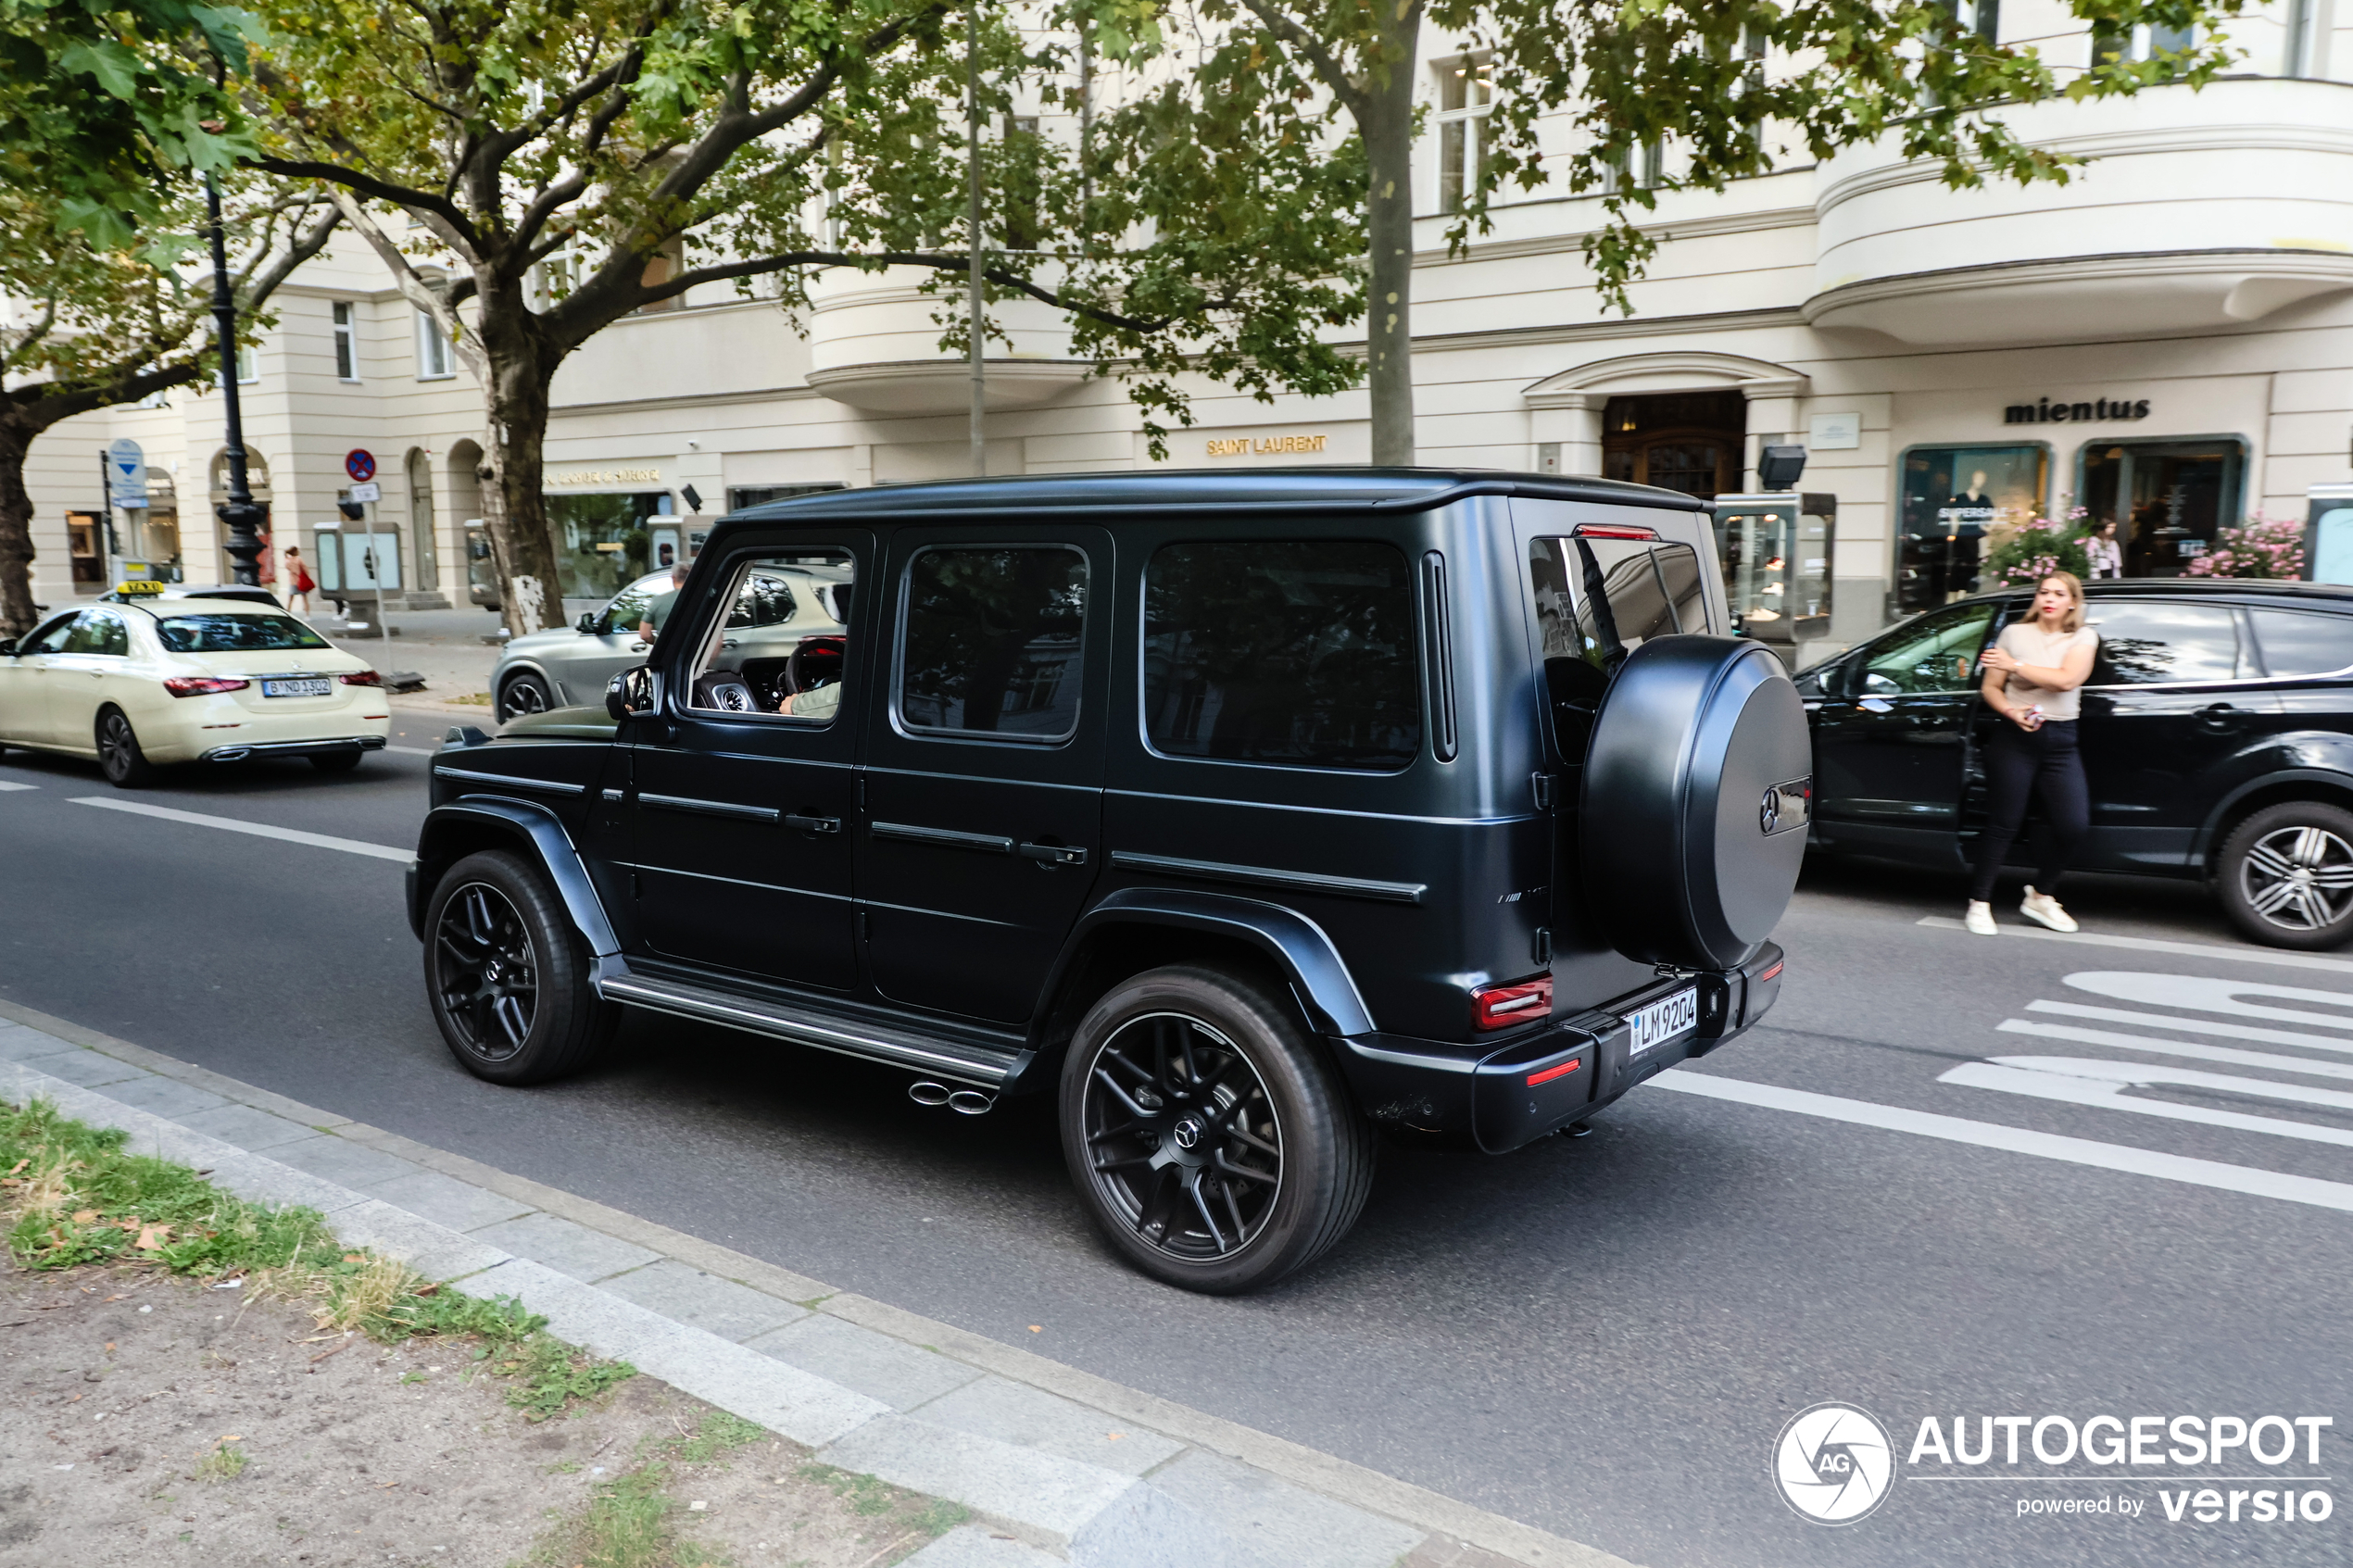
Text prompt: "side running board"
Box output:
[[596, 968, 1021, 1087]]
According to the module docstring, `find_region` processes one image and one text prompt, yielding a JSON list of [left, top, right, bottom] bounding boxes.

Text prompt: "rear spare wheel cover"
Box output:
[[1579, 636, 1811, 970]]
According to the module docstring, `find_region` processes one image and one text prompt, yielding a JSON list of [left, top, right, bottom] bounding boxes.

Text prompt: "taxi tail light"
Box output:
[[162, 676, 250, 697], [1473, 975, 1553, 1031], [338, 671, 384, 686]]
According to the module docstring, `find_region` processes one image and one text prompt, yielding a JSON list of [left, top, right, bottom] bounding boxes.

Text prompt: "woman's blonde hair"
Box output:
[[2036, 571, 2086, 633]]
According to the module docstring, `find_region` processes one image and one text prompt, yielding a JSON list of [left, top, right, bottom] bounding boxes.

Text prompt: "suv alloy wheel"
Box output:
[[497, 671, 553, 722], [424, 850, 619, 1083], [2217, 801, 2353, 950], [1061, 965, 1374, 1293]]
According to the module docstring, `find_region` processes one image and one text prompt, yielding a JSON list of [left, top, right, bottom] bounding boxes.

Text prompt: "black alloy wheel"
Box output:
[[2218, 801, 2353, 951], [496, 671, 552, 722], [1061, 965, 1373, 1293], [96, 709, 157, 788], [423, 849, 617, 1084]]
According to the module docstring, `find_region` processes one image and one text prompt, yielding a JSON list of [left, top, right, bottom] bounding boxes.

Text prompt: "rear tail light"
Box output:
[[338, 671, 384, 686], [1574, 524, 1657, 540], [162, 676, 250, 697], [1472, 974, 1553, 1031]]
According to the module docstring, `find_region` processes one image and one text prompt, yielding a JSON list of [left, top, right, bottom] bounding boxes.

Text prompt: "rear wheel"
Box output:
[[2217, 801, 2353, 950], [95, 709, 157, 788], [495, 671, 552, 723], [310, 751, 364, 774], [1060, 965, 1373, 1294], [423, 849, 617, 1084]]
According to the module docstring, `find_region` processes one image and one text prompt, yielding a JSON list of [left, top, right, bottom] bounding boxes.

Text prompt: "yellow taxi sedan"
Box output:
[[0, 590, 391, 786]]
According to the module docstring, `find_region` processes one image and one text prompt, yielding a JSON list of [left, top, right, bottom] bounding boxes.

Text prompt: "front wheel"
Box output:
[[423, 849, 617, 1084], [2217, 801, 2353, 950], [96, 709, 157, 788], [1059, 965, 1373, 1294], [495, 671, 552, 723]]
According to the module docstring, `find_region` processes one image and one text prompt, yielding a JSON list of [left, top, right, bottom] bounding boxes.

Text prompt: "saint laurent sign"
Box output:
[[1207, 433, 1328, 458], [2003, 396, 2150, 425], [547, 466, 664, 485]]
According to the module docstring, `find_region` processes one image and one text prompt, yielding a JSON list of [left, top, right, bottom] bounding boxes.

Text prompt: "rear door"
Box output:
[[1808, 600, 2001, 862], [856, 527, 1109, 1025]]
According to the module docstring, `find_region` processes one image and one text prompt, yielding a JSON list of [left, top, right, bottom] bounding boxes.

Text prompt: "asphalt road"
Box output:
[[2, 732, 2347, 1568]]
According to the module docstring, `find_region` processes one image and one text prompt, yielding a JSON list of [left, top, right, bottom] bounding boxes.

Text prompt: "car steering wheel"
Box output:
[[785, 636, 844, 697]]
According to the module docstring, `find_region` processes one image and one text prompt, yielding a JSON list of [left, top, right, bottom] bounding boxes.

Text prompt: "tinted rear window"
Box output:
[[900, 546, 1087, 739], [1144, 541, 1420, 771], [2250, 608, 2353, 679], [2086, 602, 2245, 684], [1529, 537, 1707, 671], [154, 614, 330, 652]]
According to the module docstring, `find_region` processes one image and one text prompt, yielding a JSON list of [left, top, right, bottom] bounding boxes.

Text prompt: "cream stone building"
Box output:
[[17, 0, 2353, 646]]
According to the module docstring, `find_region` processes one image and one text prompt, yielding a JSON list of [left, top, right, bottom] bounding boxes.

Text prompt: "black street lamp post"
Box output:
[[206, 173, 265, 587]]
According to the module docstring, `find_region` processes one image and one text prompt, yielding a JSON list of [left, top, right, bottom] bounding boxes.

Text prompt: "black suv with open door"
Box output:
[[408, 471, 1807, 1292]]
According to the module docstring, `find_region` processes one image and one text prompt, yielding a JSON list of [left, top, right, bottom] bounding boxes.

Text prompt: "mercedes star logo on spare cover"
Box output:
[[1772, 1402, 1896, 1524], [1760, 786, 1780, 835]]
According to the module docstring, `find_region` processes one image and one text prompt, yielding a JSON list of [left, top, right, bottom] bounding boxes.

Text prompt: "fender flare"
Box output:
[[1045, 886, 1377, 1037], [2191, 760, 2353, 870], [409, 797, 620, 959]]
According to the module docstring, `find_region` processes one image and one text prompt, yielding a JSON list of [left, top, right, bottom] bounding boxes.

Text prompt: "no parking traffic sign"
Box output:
[[345, 448, 376, 483]]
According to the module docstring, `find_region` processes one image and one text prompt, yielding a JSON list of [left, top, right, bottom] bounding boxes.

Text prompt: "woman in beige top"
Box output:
[[1965, 572, 2100, 935]]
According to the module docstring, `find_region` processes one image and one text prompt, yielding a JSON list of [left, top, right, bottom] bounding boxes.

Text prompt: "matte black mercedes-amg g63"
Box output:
[[409, 470, 1808, 1292]]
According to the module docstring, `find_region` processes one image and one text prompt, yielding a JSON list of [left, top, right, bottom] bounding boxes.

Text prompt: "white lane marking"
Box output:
[[1984, 1054, 2353, 1112], [1916, 915, 2353, 976], [2000, 1018, 2353, 1081], [2064, 971, 2353, 1032], [1653, 1069, 2353, 1214], [0, 781, 38, 792], [385, 745, 436, 756], [69, 797, 410, 862], [2026, 998, 2353, 1054], [1942, 1061, 2353, 1150]]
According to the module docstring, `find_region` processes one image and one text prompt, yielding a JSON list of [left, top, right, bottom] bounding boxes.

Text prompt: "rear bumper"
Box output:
[[200, 734, 387, 762], [1334, 941, 1785, 1153]]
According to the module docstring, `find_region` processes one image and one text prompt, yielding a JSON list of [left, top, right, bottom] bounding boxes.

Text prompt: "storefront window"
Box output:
[[548, 492, 673, 600], [2081, 440, 2245, 578], [1896, 445, 2047, 612]]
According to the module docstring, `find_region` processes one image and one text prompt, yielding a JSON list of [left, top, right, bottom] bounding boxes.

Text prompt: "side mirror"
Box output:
[[576, 611, 601, 634], [0, 638, 15, 658], [606, 664, 659, 722]]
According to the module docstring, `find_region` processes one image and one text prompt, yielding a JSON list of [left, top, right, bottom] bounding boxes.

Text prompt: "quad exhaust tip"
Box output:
[[908, 1081, 995, 1115]]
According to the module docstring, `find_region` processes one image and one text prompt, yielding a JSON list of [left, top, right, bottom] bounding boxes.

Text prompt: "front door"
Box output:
[[1811, 599, 2002, 865], [858, 529, 1109, 1025], [43, 608, 134, 754], [626, 535, 868, 990], [558, 576, 662, 708], [0, 612, 83, 746]]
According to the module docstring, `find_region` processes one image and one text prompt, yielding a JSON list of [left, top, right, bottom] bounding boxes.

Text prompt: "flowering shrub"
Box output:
[[1983, 518, 2092, 586], [2184, 512, 2305, 579]]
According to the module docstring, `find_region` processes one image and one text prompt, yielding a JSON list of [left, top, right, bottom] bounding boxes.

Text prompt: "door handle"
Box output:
[[1018, 842, 1088, 867], [782, 812, 841, 834], [2198, 702, 2240, 728], [629, 641, 649, 652]]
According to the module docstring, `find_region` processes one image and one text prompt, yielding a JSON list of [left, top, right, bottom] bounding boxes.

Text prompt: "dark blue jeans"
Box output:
[[1970, 719, 2089, 903]]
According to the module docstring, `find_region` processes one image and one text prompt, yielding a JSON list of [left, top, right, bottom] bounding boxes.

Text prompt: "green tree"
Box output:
[[0, 182, 336, 637]]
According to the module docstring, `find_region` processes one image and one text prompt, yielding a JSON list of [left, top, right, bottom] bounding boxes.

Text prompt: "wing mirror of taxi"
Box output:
[[0, 638, 15, 657], [607, 664, 659, 722]]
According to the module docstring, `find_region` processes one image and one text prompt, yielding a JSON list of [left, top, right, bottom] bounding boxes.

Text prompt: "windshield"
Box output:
[[154, 614, 331, 653]]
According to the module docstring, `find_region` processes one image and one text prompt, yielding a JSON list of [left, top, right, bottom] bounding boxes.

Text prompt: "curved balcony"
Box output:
[[804, 264, 1091, 414], [1804, 77, 2353, 345]]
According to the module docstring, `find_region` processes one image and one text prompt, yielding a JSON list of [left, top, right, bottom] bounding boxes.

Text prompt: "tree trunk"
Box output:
[[0, 417, 39, 639], [1361, 10, 1422, 468], [473, 286, 568, 637]]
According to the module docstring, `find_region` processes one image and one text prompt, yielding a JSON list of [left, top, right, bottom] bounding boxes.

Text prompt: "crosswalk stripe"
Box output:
[[0, 781, 38, 792], [1985, 1054, 2353, 1111], [1943, 1061, 2353, 1149], [69, 797, 411, 863], [1915, 915, 2353, 976], [2000, 1018, 2353, 1081], [2025, 998, 2353, 1053], [1654, 1069, 2353, 1214]]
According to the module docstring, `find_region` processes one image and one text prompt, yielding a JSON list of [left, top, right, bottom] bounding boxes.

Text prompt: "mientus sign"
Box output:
[[2003, 395, 2150, 425]]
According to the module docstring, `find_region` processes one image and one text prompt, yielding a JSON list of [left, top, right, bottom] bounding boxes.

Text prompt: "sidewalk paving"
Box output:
[[0, 998, 1635, 1568]]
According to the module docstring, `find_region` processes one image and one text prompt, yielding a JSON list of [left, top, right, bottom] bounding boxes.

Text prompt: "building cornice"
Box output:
[[552, 382, 823, 418], [1802, 246, 2353, 324], [1414, 206, 1815, 269]]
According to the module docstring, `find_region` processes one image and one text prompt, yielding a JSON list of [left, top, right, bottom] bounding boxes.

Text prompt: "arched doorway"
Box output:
[[406, 447, 439, 594], [1601, 390, 1746, 499], [447, 441, 492, 609], [1522, 352, 1810, 495]]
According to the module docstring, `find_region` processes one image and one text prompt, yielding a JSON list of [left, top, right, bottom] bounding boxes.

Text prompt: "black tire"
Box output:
[[1060, 965, 1373, 1294], [2216, 801, 2353, 950], [96, 708, 157, 788], [310, 751, 364, 773], [495, 671, 553, 722], [423, 849, 618, 1085]]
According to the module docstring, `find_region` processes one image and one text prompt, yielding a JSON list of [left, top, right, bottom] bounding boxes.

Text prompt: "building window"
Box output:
[[635, 240, 686, 314], [415, 308, 454, 379], [1435, 57, 1492, 214], [1000, 115, 1045, 251], [1939, 0, 1998, 42], [216, 340, 258, 386], [333, 302, 359, 381], [2091, 19, 2194, 68], [529, 253, 576, 311], [1895, 444, 2051, 612], [1598, 138, 1664, 196]]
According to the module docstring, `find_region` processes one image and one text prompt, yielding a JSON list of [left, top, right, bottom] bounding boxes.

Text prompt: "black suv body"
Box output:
[[1797, 578, 2353, 948], [409, 471, 1807, 1290]]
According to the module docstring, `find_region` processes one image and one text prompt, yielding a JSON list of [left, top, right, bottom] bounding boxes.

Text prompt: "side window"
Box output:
[[1530, 537, 1705, 671], [1855, 603, 1997, 696], [1144, 540, 1419, 771], [2087, 602, 2243, 685], [603, 580, 660, 634], [24, 613, 82, 655], [2248, 609, 2353, 680], [684, 549, 856, 720], [63, 609, 130, 657], [900, 546, 1087, 740]]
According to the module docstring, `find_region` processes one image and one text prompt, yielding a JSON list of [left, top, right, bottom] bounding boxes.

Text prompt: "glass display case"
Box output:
[[2309, 483, 2353, 585], [1709, 492, 1834, 662]]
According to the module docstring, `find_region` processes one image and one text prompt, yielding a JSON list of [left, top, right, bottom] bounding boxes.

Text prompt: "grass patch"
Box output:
[[522, 1412, 774, 1568], [194, 1442, 248, 1484], [448, 691, 494, 706], [1, 1097, 630, 1418]]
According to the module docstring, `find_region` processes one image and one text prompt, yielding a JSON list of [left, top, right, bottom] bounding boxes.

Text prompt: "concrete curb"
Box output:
[[0, 1000, 1641, 1568]]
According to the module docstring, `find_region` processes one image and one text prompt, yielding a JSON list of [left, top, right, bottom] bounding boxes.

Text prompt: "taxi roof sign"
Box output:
[[114, 579, 167, 595]]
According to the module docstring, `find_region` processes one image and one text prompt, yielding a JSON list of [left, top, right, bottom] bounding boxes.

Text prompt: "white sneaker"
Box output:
[[1964, 901, 1998, 935], [2020, 887, 2079, 933]]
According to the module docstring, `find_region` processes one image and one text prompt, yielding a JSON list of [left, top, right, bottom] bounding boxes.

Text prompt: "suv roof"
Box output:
[[723, 468, 1709, 523]]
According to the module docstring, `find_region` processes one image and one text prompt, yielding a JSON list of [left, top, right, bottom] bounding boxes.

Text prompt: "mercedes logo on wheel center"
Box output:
[[1773, 1403, 1897, 1524]]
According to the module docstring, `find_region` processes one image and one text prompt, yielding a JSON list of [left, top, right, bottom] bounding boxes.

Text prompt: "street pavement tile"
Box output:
[[0, 1027, 80, 1062], [90, 1073, 232, 1121], [19, 1048, 148, 1089], [594, 1257, 808, 1339], [910, 1375, 1186, 1476], [174, 1102, 321, 1153], [1145, 1449, 1426, 1568], [746, 1313, 984, 1411], [367, 1170, 534, 1232], [266, 1134, 430, 1191], [815, 1414, 1134, 1538], [467, 1210, 661, 1282], [331, 1198, 510, 1283], [900, 1525, 1063, 1568]]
